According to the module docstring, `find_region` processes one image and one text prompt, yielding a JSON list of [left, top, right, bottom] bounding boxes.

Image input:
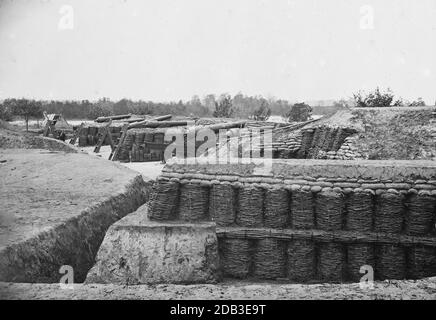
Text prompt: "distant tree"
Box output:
[[87, 98, 113, 119], [392, 98, 405, 106], [186, 95, 209, 117], [203, 94, 217, 112], [0, 99, 14, 121], [113, 98, 131, 115], [409, 98, 426, 107], [352, 87, 394, 108], [333, 99, 350, 108], [391, 97, 426, 107], [9, 98, 43, 131], [252, 99, 271, 121], [269, 99, 291, 116], [285, 103, 312, 122], [213, 94, 234, 118]]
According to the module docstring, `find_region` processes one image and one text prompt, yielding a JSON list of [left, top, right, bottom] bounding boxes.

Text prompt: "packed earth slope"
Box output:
[[0, 121, 78, 153], [0, 149, 150, 283], [274, 106, 435, 160]]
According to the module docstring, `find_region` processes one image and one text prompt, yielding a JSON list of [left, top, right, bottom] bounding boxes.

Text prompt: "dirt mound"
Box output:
[[280, 107, 436, 160], [0, 126, 78, 153], [0, 149, 150, 283], [350, 107, 435, 160]]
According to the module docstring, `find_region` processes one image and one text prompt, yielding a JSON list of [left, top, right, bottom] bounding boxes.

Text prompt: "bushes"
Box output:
[[350, 109, 434, 160], [394, 97, 426, 107], [0, 103, 13, 121], [353, 87, 394, 108], [353, 88, 427, 108], [284, 103, 312, 122], [213, 94, 234, 118], [252, 100, 271, 121], [3, 98, 43, 131]]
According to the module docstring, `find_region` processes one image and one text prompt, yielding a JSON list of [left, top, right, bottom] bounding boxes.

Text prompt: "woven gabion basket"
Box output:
[[347, 244, 375, 282], [237, 186, 264, 227], [220, 239, 251, 279], [264, 187, 289, 228], [178, 183, 209, 221], [406, 194, 435, 236], [374, 192, 404, 234], [346, 191, 374, 231], [209, 184, 236, 227], [287, 240, 315, 282], [290, 191, 315, 229], [376, 244, 406, 280], [315, 190, 345, 231], [318, 243, 345, 282], [148, 181, 179, 221], [253, 238, 287, 279], [408, 246, 436, 279]]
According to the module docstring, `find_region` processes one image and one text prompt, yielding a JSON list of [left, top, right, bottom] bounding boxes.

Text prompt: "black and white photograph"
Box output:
[[0, 0, 435, 305]]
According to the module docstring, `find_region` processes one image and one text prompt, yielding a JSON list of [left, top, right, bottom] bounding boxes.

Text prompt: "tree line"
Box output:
[[0, 94, 307, 123], [1, 89, 429, 130]]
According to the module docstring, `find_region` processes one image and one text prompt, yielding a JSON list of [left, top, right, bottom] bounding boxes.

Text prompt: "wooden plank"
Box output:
[[106, 127, 115, 151], [110, 123, 129, 161], [93, 120, 112, 153], [69, 123, 84, 145]]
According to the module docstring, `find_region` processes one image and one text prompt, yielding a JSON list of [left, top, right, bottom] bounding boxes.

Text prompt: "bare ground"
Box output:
[[0, 149, 145, 250], [1, 277, 435, 300], [80, 145, 165, 181]]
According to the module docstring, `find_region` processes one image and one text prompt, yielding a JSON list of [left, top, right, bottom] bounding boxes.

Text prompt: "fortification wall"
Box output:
[[0, 130, 78, 153], [273, 126, 358, 159], [146, 159, 436, 283], [76, 125, 123, 147], [116, 128, 169, 162]]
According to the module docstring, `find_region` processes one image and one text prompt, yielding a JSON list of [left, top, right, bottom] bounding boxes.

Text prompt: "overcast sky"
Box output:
[[0, 0, 435, 103]]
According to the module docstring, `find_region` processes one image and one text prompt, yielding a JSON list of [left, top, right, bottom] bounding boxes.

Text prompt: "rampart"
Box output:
[[146, 159, 436, 283]]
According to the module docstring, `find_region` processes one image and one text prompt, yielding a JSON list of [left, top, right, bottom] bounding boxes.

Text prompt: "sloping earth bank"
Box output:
[[277, 107, 435, 160], [0, 149, 151, 283]]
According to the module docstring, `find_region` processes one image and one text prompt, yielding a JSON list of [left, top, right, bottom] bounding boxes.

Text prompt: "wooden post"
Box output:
[[93, 120, 113, 153], [69, 123, 84, 145], [110, 123, 129, 161]]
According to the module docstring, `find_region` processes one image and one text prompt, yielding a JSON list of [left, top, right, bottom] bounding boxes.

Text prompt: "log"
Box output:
[[128, 117, 181, 129], [95, 114, 132, 123], [203, 121, 247, 132]]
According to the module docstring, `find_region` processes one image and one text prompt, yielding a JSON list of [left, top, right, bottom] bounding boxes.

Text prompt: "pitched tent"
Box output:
[[42, 112, 71, 130]]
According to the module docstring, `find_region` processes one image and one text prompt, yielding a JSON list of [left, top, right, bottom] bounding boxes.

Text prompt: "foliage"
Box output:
[[352, 87, 394, 108], [251, 99, 271, 121], [409, 98, 426, 107], [0, 100, 13, 121], [350, 109, 434, 160], [284, 103, 313, 122], [87, 99, 114, 119], [213, 94, 234, 118], [392, 97, 426, 107], [7, 98, 43, 131]]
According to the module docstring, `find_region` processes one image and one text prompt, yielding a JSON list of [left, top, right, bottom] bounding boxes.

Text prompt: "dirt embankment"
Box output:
[[294, 107, 436, 160], [0, 149, 151, 283], [350, 108, 435, 160], [0, 122, 78, 153]]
